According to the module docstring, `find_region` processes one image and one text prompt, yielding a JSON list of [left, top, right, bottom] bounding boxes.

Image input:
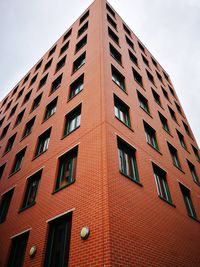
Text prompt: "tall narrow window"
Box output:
[[106, 3, 116, 18], [126, 36, 134, 50], [111, 65, 125, 91], [10, 147, 27, 175], [72, 52, 86, 73], [44, 59, 53, 73], [23, 73, 30, 85], [38, 74, 48, 89], [51, 74, 63, 94], [146, 69, 155, 85], [0, 123, 10, 140], [114, 95, 131, 127], [144, 122, 159, 151], [107, 14, 117, 30], [0, 163, 6, 179], [64, 105, 81, 136], [75, 35, 87, 53], [0, 116, 5, 127], [179, 184, 197, 219], [109, 43, 122, 65], [55, 56, 66, 73], [167, 143, 182, 170], [69, 74, 84, 100], [158, 112, 170, 133], [29, 74, 37, 87], [142, 54, 149, 67], [78, 21, 88, 37], [152, 89, 162, 107], [129, 50, 138, 66], [55, 147, 78, 191], [35, 128, 51, 157], [16, 88, 24, 100], [0, 188, 14, 223], [14, 109, 25, 127], [137, 91, 150, 114], [4, 133, 17, 154], [9, 104, 18, 118], [22, 117, 36, 139], [79, 10, 89, 24], [168, 106, 178, 123], [156, 71, 163, 83], [44, 213, 72, 267], [175, 102, 183, 115], [182, 121, 192, 137], [108, 27, 119, 45], [176, 130, 187, 150], [63, 29, 72, 43], [192, 145, 200, 162], [44, 97, 58, 121], [132, 68, 143, 87], [48, 45, 56, 58], [138, 41, 145, 54], [187, 160, 199, 185], [35, 60, 43, 72], [22, 90, 32, 105], [162, 87, 170, 101], [31, 93, 43, 111], [60, 41, 69, 56], [123, 24, 131, 36]]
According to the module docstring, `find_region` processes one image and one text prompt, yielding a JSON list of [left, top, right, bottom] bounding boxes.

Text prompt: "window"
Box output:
[[158, 112, 170, 133], [10, 147, 26, 174], [0, 163, 6, 179], [167, 142, 182, 170], [156, 71, 163, 83], [175, 102, 183, 115], [80, 10, 89, 24], [44, 213, 72, 267], [108, 27, 119, 45], [182, 121, 192, 137], [137, 91, 150, 114], [4, 133, 16, 154], [162, 87, 170, 101], [169, 85, 175, 97], [132, 68, 143, 87], [78, 21, 88, 37], [179, 184, 197, 219], [152, 89, 162, 106], [31, 93, 43, 111], [187, 160, 199, 185], [48, 45, 56, 58], [125, 36, 134, 50], [168, 106, 178, 123], [55, 147, 78, 191], [63, 28, 72, 43], [44, 97, 58, 121], [75, 35, 87, 53], [44, 59, 53, 72], [123, 24, 131, 36], [22, 117, 35, 138], [107, 14, 117, 30], [144, 121, 159, 150], [192, 145, 200, 162], [11, 86, 18, 97], [163, 71, 170, 82], [114, 95, 131, 127], [142, 54, 149, 67], [72, 52, 86, 73], [38, 73, 48, 89], [55, 56, 66, 73], [152, 163, 172, 203], [5, 100, 12, 111], [9, 104, 18, 118], [0, 123, 10, 139], [106, 3, 116, 18], [117, 138, 140, 182], [2, 96, 8, 107], [14, 109, 25, 127], [21, 170, 42, 210], [22, 90, 32, 105], [0, 188, 14, 223], [7, 231, 29, 267], [16, 88, 24, 100], [51, 74, 63, 94], [151, 57, 158, 68], [34, 128, 51, 157], [146, 69, 155, 85], [111, 65, 126, 91], [176, 130, 187, 150], [138, 41, 145, 53], [35, 60, 43, 72], [109, 43, 122, 65], [69, 74, 84, 99], [0, 116, 5, 127], [64, 105, 81, 136], [29, 74, 38, 87], [23, 73, 30, 85], [60, 41, 69, 56], [129, 50, 138, 66]]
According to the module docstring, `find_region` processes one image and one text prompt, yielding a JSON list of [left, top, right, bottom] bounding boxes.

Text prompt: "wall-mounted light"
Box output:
[[80, 226, 90, 240], [29, 245, 37, 258]]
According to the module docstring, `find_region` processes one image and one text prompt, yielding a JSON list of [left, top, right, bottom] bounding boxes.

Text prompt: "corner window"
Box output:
[[63, 105, 81, 136]]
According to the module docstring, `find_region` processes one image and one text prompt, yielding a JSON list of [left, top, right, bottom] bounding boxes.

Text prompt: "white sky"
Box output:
[[0, 0, 199, 146]]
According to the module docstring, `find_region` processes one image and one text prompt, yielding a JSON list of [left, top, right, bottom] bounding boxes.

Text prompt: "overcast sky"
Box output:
[[0, 0, 199, 146]]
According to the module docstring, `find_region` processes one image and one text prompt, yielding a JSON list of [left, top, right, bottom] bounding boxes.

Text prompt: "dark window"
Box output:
[[138, 42, 145, 53], [169, 85, 175, 96], [152, 89, 161, 106], [14, 109, 25, 127], [60, 41, 69, 56], [4, 133, 16, 154], [0, 123, 10, 139], [55, 147, 78, 191], [7, 231, 29, 267], [51, 74, 63, 94], [23, 73, 30, 85], [35, 60, 43, 72], [123, 24, 131, 36], [48, 45, 57, 58], [2, 96, 8, 107], [21, 170, 42, 210], [152, 163, 172, 203], [182, 121, 191, 137], [111, 65, 126, 91], [23, 90, 32, 105], [176, 130, 187, 150], [107, 14, 117, 29], [151, 57, 158, 68], [156, 71, 163, 83], [109, 43, 122, 65], [192, 145, 200, 162], [132, 68, 143, 87], [167, 142, 182, 170], [72, 52, 86, 73], [158, 112, 170, 133], [69, 74, 84, 100], [11, 86, 18, 97], [75, 35, 87, 53], [0, 116, 5, 127], [44, 213, 72, 267], [163, 72, 169, 82], [35, 128, 51, 157], [29, 74, 38, 87], [175, 102, 183, 115], [129, 50, 138, 66], [137, 91, 150, 114], [144, 122, 159, 150], [0, 188, 14, 223], [114, 95, 131, 127], [31, 93, 43, 111], [22, 117, 35, 138], [146, 69, 155, 84], [80, 10, 89, 24], [78, 21, 88, 37], [168, 106, 178, 123], [142, 54, 149, 67], [125, 36, 134, 50], [16, 88, 24, 100], [106, 3, 115, 18], [5, 100, 12, 111], [9, 104, 18, 118], [117, 138, 140, 182], [0, 163, 6, 179], [187, 160, 199, 185], [108, 27, 119, 45], [44, 97, 58, 121], [162, 87, 170, 101], [64, 105, 81, 136], [55, 56, 66, 73], [63, 29, 72, 43], [10, 147, 26, 174], [44, 59, 53, 72], [179, 184, 197, 219], [38, 73, 48, 89]]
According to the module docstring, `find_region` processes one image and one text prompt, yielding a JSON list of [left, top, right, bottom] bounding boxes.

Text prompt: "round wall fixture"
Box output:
[[80, 226, 90, 240], [29, 246, 37, 257]]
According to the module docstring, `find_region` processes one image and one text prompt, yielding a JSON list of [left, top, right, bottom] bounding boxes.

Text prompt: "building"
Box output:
[[0, 0, 200, 266]]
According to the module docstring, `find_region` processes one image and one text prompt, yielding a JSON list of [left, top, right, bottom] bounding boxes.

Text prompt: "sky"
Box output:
[[0, 0, 199, 146]]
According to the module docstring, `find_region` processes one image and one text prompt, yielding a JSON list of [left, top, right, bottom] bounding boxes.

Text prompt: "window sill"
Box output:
[[158, 196, 176, 208], [173, 163, 185, 174], [115, 116, 134, 132], [188, 215, 200, 223], [61, 126, 80, 140], [163, 128, 173, 137], [20, 132, 32, 142], [52, 180, 75, 194], [134, 79, 146, 91], [119, 171, 143, 187], [67, 89, 83, 102], [140, 107, 153, 118], [18, 202, 36, 213], [2, 150, 11, 157], [42, 113, 55, 124], [32, 149, 48, 161], [8, 168, 21, 178], [49, 85, 61, 96], [112, 80, 127, 94], [110, 55, 124, 68], [147, 142, 162, 155]]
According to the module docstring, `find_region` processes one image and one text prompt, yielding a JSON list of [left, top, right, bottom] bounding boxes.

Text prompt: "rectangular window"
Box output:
[[60, 41, 69, 56], [78, 21, 88, 37], [158, 112, 170, 133], [132, 68, 143, 87], [72, 52, 86, 73], [2, 96, 8, 107], [152, 89, 161, 106], [182, 121, 191, 137], [192, 145, 200, 162], [9, 104, 18, 118], [69, 74, 84, 100], [142, 54, 149, 67], [4, 133, 17, 154], [80, 10, 89, 24], [75, 35, 87, 53], [16, 88, 24, 100], [23, 73, 30, 85], [10, 147, 26, 174], [187, 160, 199, 185], [167, 142, 182, 170], [44, 59, 53, 73], [125, 36, 134, 50], [48, 45, 56, 58], [162, 87, 170, 101], [107, 14, 117, 29], [35, 128, 51, 157], [152, 163, 172, 203], [44, 97, 58, 121], [179, 184, 197, 219], [117, 138, 140, 182], [22, 116, 36, 139], [108, 27, 119, 45], [1, 124, 10, 140], [144, 121, 159, 151], [156, 71, 163, 83], [138, 41, 145, 53], [109, 43, 122, 65], [5, 100, 12, 111], [129, 50, 138, 66], [106, 3, 116, 18], [63, 29, 72, 43], [163, 71, 170, 82], [175, 102, 182, 115], [55, 56, 66, 73], [7, 231, 29, 267], [146, 69, 155, 85], [0, 188, 14, 223], [0, 116, 5, 127], [151, 57, 158, 68], [111, 65, 126, 91], [23, 90, 32, 105], [44, 213, 72, 267], [169, 85, 175, 97], [21, 170, 42, 210], [123, 24, 131, 36], [168, 106, 178, 123], [64, 105, 81, 136], [51, 74, 63, 94], [11, 86, 18, 97], [114, 95, 131, 127], [176, 130, 187, 150], [35, 60, 43, 72], [137, 91, 150, 114], [14, 109, 25, 127], [0, 163, 6, 179], [31, 93, 43, 111], [29, 74, 38, 87], [38, 74, 48, 89], [55, 147, 78, 191]]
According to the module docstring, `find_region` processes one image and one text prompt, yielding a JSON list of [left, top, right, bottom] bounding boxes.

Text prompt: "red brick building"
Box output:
[[0, 0, 200, 266]]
